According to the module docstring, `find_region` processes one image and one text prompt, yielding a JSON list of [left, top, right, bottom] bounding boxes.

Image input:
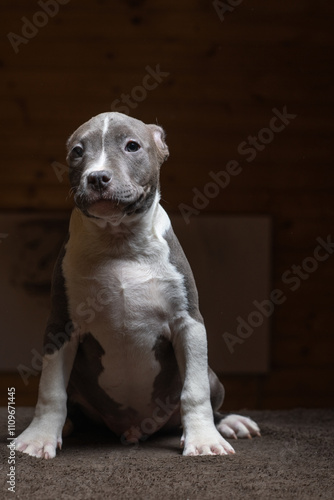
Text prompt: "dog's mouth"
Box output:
[[88, 195, 143, 218], [74, 186, 153, 220], [88, 199, 122, 218]]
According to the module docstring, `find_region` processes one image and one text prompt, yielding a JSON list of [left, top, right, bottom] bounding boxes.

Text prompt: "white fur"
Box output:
[[217, 415, 261, 439], [84, 150, 107, 178], [81, 115, 109, 179], [15, 336, 79, 459]]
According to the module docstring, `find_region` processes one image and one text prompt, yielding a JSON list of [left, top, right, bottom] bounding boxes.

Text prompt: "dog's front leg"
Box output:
[[16, 336, 79, 459], [173, 318, 235, 456]]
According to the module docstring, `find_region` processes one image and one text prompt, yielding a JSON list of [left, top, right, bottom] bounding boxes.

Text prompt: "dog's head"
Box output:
[[66, 112, 169, 221]]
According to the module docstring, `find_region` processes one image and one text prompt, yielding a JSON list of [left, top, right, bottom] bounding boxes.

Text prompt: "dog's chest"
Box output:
[[65, 253, 179, 338], [63, 232, 185, 417]]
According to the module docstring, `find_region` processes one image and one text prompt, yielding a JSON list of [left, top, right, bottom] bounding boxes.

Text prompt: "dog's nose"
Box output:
[[87, 170, 112, 191]]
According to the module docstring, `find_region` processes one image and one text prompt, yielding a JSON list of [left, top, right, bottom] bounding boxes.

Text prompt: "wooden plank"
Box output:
[[217, 375, 261, 410], [276, 262, 334, 289], [261, 368, 334, 409], [262, 367, 334, 394], [275, 307, 333, 339], [149, 189, 333, 218], [272, 337, 334, 368], [0, 372, 39, 406], [270, 278, 334, 302], [1, 69, 333, 109], [261, 394, 334, 409], [4, 0, 331, 14], [274, 218, 334, 250], [160, 189, 334, 218], [3, 7, 331, 43], [0, 185, 73, 210]]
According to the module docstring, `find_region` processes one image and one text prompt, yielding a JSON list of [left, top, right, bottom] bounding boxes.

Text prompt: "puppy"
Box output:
[[16, 112, 260, 458]]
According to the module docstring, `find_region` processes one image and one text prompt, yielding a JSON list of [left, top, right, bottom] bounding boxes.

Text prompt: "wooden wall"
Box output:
[[1, 0, 333, 409]]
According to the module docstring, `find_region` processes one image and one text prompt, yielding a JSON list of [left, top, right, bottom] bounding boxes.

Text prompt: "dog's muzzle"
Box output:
[[73, 171, 155, 219], [87, 170, 112, 192]]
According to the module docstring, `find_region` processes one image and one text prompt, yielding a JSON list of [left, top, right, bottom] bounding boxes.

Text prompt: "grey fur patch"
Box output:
[[67, 333, 138, 436], [163, 226, 204, 324], [151, 335, 182, 409], [163, 228, 225, 412], [208, 367, 225, 411], [43, 235, 73, 355]]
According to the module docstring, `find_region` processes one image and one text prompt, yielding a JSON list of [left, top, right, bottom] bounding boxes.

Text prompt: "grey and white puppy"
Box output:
[[16, 112, 260, 459]]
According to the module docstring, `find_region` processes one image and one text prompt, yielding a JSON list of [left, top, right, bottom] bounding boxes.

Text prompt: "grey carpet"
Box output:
[[1, 408, 334, 499]]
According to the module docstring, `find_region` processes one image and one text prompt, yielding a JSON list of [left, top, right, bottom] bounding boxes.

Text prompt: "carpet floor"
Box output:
[[1, 407, 333, 499]]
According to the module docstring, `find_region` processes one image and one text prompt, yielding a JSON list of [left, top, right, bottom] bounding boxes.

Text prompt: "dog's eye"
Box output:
[[125, 141, 141, 152], [72, 146, 84, 158]]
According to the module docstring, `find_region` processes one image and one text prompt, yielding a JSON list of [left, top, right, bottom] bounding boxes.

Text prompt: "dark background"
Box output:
[[0, 0, 333, 410]]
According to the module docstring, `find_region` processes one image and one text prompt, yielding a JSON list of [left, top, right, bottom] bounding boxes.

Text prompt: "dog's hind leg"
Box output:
[[209, 368, 261, 439]]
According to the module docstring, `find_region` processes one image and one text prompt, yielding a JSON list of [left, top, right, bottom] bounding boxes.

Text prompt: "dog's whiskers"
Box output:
[[66, 186, 79, 201]]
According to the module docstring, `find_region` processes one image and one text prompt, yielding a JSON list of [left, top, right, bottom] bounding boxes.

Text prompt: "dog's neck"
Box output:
[[69, 191, 170, 258]]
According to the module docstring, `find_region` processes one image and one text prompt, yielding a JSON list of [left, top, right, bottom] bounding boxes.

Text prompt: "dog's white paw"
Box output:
[[181, 428, 235, 456], [217, 414, 261, 440], [16, 423, 62, 459]]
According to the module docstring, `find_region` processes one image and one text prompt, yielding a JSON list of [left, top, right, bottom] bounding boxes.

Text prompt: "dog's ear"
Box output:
[[147, 124, 169, 164]]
